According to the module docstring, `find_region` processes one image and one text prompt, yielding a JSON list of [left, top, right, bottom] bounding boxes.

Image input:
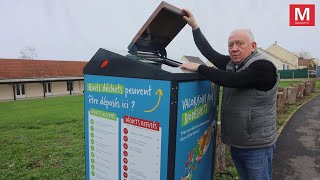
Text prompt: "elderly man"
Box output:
[[180, 9, 278, 180]]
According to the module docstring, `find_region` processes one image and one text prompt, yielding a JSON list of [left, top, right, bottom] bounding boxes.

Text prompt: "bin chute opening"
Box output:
[[127, 50, 181, 67]]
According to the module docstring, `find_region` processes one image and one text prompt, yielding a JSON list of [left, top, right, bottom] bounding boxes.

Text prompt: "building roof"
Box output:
[[266, 43, 299, 58], [298, 58, 316, 66], [257, 48, 296, 67], [258, 48, 286, 63], [181, 55, 205, 64], [0, 59, 87, 80]]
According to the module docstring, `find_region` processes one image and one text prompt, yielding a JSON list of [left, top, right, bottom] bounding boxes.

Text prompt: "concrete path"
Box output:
[[273, 95, 320, 180]]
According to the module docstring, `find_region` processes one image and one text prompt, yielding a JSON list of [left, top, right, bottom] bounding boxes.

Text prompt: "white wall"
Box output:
[[0, 84, 14, 101], [0, 80, 84, 101]]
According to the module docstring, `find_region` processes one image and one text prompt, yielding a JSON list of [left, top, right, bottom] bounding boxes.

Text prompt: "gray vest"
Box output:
[[221, 52, 277, 149]]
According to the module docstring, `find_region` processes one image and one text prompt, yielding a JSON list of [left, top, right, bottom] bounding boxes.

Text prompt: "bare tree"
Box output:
[[19, 46, 38, 60], [297, 51, 312, 59]]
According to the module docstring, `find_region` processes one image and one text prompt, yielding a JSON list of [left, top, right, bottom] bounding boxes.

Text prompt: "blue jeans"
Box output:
[[230, 144, 276, 180]]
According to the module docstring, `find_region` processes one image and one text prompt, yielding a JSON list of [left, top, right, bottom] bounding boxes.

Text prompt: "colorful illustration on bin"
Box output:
[[181, 121, 214, 180]]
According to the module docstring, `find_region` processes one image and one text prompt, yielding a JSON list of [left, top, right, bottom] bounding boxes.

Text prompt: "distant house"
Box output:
[[314, 58, 320, 66], [182, 50, 293, 70], [181, 55, 219, 68], [257, 48, 294, 70], [181, 55, 207, 64], [266, 42, 299, 69], [298, 58, 318, 69], [0, 59, 87, 101]]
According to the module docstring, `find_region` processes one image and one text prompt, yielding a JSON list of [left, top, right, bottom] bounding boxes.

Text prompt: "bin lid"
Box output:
[[84, 48, 207, 81], [127, 1, 186, 57]]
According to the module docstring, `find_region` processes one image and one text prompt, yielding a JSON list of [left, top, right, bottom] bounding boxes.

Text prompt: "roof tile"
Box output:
[[0, 59, 87, 79]]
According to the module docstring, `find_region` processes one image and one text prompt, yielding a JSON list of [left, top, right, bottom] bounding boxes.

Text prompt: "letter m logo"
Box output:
[[290, 4, 315, 26]]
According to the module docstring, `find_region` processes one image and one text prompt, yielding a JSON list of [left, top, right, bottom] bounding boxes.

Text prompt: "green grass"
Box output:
[[214, 149, 237, 180], [278, 80, 302, 88], [277, 79, 320, 129], [214, 86, 238, 180], [316, 79, 320, 90], [0, 96, 85, 179]]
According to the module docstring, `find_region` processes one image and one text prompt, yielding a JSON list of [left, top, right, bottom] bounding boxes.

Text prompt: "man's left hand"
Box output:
[[179, 63, 200, 72]]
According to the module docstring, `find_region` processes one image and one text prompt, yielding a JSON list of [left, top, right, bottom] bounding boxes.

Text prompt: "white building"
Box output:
[[0, 59, 86, 101]]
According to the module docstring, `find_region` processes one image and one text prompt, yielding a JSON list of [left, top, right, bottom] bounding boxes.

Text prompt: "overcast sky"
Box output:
[[1, 0, 319, 62]]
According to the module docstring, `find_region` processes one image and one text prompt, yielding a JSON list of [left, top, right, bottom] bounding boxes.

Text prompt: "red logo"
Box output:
[[290, 4, 315, 26], [100, 59, 109, 68]]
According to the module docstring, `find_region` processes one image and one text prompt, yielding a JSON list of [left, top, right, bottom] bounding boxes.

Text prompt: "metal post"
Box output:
[[293, 71, 295, 79], [42, 82, 46, 98], [69, 81, 72, 95], [12, 84, 16, 101]]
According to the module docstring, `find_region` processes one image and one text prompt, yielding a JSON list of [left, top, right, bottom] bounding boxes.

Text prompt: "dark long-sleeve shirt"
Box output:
[[193, 28, 277, 91]]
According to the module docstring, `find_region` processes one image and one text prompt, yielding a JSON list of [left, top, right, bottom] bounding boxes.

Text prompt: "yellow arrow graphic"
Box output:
[[144, 89, 163, 112]]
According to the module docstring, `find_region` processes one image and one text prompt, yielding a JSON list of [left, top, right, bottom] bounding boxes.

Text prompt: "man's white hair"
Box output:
[[230, 29, 255, 42]]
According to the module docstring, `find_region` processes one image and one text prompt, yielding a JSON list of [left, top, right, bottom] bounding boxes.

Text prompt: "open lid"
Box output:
[[127, 1, 186, 57]]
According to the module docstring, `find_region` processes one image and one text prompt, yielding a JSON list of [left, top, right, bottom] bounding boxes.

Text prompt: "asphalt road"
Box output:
[[273, 95, 320, 180]]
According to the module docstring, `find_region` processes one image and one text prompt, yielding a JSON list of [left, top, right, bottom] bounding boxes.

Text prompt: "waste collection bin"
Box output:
[[84, 2, 219, 180]]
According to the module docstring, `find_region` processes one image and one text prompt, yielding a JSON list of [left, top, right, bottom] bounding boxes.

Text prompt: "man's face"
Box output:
[[228, 31, 256, 64]]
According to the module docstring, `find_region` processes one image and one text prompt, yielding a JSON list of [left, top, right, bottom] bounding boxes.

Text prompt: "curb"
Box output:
[[276, 92, 320, 139]]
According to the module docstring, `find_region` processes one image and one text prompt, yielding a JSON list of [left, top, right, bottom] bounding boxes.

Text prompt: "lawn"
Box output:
[[278, 80, 302, 87], [0, 96, 85, 179], [278, 79, 320, 88], [276, 79, 320, 129]]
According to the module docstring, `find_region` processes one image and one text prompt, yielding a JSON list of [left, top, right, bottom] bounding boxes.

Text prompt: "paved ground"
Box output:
[[273, 95, 320, 180]]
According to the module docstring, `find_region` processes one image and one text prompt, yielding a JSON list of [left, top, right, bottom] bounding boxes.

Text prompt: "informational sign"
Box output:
[[84, 74, 171, 180], [175, 81, 215, 180], [121, 116, 162, 179], [88, 109, 119, 179]]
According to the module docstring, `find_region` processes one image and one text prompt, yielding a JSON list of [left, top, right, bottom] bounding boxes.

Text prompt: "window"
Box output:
[[45, 82, 52, 94], [16, 84, 26, 97], [67, 81, 73, 92], [287, 65, 289, 70], [283, 64, 286, 70]]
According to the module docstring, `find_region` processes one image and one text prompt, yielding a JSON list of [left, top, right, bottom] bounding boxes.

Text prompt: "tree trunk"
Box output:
[[214, 122, 228, 173]]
